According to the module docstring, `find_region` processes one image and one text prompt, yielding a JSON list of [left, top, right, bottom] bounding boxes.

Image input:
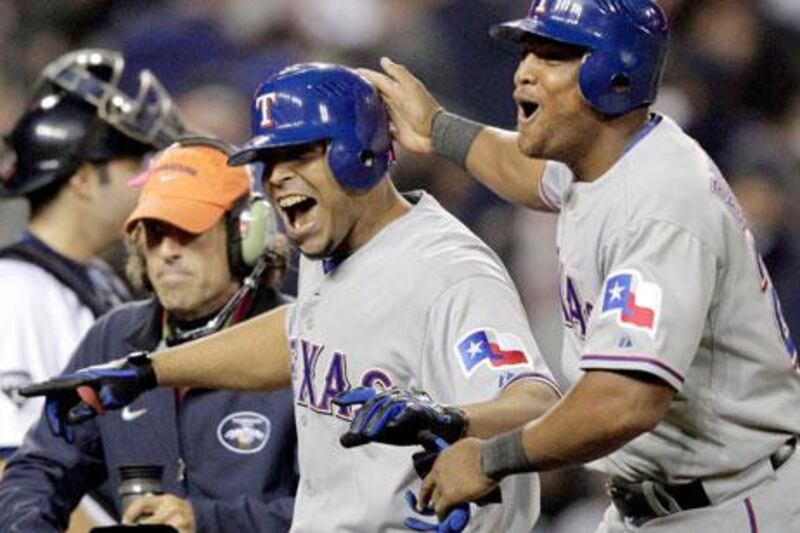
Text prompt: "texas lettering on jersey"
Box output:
[[559, 267, 593, 339], [290, 337, 395, 420]]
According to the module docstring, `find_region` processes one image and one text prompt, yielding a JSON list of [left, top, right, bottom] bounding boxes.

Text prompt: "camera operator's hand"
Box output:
[[123, 494, 195, 533], [19, 352, 157, 442]]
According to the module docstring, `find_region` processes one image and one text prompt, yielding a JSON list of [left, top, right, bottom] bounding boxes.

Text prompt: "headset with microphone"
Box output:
[[162, 135, 282, 345]]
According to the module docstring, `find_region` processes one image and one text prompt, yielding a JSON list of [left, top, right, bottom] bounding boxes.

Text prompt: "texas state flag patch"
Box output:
[[601, 270, 662, 337], [456, 328, 531, 376]]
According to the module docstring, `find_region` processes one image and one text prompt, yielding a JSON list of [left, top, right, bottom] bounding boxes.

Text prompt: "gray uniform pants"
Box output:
[[596, 445, 800, 532]]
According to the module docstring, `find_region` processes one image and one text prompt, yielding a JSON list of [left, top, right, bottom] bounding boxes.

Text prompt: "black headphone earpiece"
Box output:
[[172, 135, 278, 280]]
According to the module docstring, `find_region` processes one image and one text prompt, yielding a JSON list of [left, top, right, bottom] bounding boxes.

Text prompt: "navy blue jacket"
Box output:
[[0, 287, 298, 532]]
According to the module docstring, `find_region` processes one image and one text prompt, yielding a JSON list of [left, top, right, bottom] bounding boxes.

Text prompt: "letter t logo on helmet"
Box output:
[[255, 92, 278, 129], [229, 63, 393, 191]]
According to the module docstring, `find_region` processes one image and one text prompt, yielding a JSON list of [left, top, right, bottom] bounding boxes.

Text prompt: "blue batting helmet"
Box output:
[[491, 0, 669, 117], [229, 63, 392, 191]]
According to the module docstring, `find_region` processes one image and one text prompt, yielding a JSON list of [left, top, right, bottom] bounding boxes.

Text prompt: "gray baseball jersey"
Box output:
[[285, 191, 559, 532], [539, 114, 800, 486]]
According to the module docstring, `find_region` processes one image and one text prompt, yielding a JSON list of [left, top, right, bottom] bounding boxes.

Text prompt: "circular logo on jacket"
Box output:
[[217, 411, 271, 454]]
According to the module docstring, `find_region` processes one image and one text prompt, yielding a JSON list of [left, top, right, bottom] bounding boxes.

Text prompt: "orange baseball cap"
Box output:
[[125, 143, 250, 234]]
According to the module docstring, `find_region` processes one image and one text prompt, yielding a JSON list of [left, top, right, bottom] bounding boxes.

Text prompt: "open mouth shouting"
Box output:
[[276, 193, 319, 240], [515, 93, 541, 126]]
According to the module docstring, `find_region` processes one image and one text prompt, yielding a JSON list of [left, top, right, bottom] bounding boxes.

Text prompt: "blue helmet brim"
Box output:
[[489, 17, 598, 51], [490, 19, 536, 43], [228, 129, 329, 167]]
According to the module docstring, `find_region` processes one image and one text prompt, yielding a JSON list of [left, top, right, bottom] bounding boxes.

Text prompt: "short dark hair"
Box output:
[[27, 177, 68, 217]]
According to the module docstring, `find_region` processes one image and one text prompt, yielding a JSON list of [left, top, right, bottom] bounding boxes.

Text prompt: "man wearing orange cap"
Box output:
[[0, 137, 298, 533]]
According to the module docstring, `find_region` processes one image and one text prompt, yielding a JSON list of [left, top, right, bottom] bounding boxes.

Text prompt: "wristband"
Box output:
[[480, 428, 533, 481], [431, 110, 484, 169]]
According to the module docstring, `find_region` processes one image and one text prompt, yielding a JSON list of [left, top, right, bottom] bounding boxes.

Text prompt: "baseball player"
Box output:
[[0, 49, 186, 460], [356, 0, 800, 531], [0, 48, 185, 530], [21, 64, 561, 532]]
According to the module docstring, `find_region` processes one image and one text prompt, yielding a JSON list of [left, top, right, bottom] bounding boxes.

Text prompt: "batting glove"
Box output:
[[333, 387, 468, 448], [19, 352, 157, 443]]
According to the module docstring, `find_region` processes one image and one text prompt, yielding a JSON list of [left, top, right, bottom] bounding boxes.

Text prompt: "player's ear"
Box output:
[[66, 163, 95, 200]]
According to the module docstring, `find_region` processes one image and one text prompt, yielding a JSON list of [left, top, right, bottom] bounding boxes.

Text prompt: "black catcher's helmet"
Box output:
[[0, 49, 188, 197]]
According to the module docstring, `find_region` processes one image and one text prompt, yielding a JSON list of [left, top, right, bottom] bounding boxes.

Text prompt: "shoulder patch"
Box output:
[[217, 411, 271, 454], [455, 328, 531, 377], [601, 270, 662, 338]]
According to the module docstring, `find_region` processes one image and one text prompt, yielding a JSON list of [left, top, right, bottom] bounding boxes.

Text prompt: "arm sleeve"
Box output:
[[419, 275, 560, 405], [0, 322, 112, 531], [191, 494, 294, 533], [538, 161, 573, 213], [580, 220, 717, 391]]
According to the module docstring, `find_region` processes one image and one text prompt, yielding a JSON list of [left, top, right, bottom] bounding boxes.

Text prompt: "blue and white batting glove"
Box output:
[[19, 352, 157, 443], [333, 387, 468, 448]]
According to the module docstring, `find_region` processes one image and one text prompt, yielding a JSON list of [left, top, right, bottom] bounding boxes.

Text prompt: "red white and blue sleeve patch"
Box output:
[[600, 269, 662, 338], [455, 328, 532, 376]]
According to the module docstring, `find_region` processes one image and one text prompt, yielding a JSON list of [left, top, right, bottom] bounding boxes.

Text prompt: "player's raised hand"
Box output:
[[358, 57, 442, 156], [333, 387, 468, 448], [19, 352, 157, 442]]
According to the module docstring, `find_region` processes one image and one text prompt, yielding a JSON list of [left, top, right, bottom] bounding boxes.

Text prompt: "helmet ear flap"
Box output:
[[578, 50, 635, 116], [326, 138, 389, 191]]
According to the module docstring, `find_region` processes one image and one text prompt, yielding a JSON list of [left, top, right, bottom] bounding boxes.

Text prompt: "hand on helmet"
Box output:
[[358, 57, 442, 156]]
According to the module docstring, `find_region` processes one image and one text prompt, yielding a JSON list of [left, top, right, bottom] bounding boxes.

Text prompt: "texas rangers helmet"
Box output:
[[491, 0, 669, 116], [229, 63, 392, 191], [0, 49, 187, 198]]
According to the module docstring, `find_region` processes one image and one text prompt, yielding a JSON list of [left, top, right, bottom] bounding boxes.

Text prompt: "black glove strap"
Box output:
[[439, 405, 469, 443], [127, 351, 158, 390]]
